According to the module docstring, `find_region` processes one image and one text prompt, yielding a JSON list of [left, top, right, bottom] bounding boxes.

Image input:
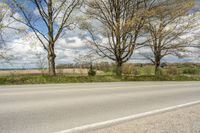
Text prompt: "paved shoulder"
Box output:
[[90, 104, 200, 133]]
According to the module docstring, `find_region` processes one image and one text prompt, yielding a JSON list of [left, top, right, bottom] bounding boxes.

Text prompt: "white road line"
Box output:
[[55, 100, 200, 133]]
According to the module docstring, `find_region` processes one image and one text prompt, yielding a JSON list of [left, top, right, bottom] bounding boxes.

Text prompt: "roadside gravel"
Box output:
[[89, 104, 200, 133]]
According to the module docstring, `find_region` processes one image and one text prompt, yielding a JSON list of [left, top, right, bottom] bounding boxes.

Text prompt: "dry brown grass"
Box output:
[[0, 68, 105, 76]]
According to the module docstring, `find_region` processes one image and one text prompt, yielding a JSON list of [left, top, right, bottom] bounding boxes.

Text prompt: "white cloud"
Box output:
[[0, 30, 91, 69], [57, 37, 86, 49]]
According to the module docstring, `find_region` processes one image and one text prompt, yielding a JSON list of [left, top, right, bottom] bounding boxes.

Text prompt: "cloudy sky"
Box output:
[[0, 0, 200, 69]]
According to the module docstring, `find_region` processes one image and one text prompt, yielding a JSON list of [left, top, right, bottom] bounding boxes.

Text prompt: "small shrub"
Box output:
[[160, 62, 167, 68], [88, 69, 96, 76], [143, 66, 153, 75], [88, 65, 96, 76], [182, 68, 199, 75], [122, 64, 135, 75], [166, 67, 180, 76], [132, 68, 140, 76]]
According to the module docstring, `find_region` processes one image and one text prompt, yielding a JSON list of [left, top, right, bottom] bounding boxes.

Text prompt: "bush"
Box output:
[[143, 66, 153, 75], [166, 66, 180, 76], [96, 62, 114, 72], [160, 62, 167, 68], [182, 68, 199, 75], [132, 68, 140, 76], [88, 69, 96, 76], [122, 64, 135, 75]]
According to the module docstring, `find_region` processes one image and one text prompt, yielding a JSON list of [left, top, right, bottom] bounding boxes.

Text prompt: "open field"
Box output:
[[0, 68, 105, 76]]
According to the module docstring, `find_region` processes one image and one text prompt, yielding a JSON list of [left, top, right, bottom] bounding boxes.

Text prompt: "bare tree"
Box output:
[[0, 2, 16, 60], [0, 3, 9, 59], [9, 0, 82, 76], [141, 0, 196, 75], [81, 0, 154, 76]]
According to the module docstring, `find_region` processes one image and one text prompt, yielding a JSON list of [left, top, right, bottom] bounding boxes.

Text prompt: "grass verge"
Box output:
[[0, 75, 200, 85]]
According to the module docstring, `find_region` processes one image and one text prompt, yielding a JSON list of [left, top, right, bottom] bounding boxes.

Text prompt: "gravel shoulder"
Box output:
[[89, 104, 200, 133]]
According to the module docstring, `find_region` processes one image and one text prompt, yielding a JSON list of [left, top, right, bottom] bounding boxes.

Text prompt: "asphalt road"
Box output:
[[0, 82, 200, 133]]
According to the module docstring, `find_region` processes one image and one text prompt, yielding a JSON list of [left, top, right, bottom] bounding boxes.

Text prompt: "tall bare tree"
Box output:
[[141, 0, 196, 75], [0, 2, 14, 60], [82, 0, 154, 76], [0, 2, 8, 59], [9, 0, 82, 76]]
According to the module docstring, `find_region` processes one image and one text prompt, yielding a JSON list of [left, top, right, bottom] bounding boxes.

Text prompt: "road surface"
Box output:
[[0, 82, 200, 133]]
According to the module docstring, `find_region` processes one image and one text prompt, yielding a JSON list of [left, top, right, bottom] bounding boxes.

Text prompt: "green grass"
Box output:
[[0, 74, 200, 85], [0, 75, 121, 85], [123, 75, 200, 81]]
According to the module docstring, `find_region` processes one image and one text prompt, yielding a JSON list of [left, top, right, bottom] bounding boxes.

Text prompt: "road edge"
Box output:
[[55, 100, 200, 133]]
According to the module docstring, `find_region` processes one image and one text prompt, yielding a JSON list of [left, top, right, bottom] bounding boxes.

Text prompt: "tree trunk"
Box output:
[[47, 0, 55, 76], [48, 54, 56, 76], [116, 61, 122, 77], [48, 43, 56, 76], [155, 62, 160, 76]]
